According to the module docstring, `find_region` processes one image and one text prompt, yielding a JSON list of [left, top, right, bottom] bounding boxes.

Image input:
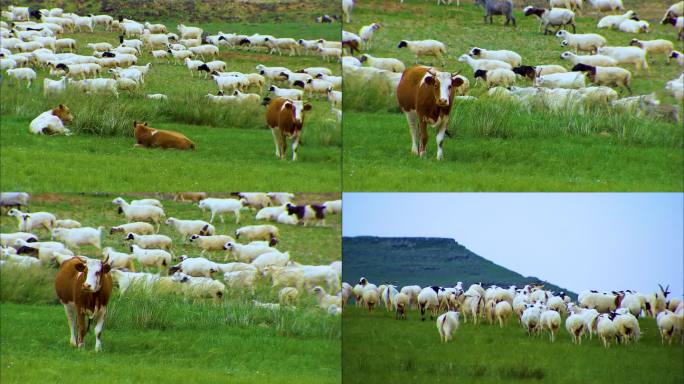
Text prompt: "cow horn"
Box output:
[[451, 70, 461, 77], [427, 67, 437, 76], [103, 255, 110, 264]]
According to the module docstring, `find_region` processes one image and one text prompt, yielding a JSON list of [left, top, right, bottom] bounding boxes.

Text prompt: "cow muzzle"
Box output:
[[436, 98, 449, 107]]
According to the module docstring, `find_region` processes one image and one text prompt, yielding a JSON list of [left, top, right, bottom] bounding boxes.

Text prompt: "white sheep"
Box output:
[[223, 241, 275, 263], [170, 256, 219, 278], [523, 6, 576, 35], [573, 64, 632, 93], [7, 209, 56, 232], [618, 19, 649, 34], [540, 308, 562, 342], [474, 68, 516, 88], [458, 54, 512, 72], [397, 40, 446, 64], [4, 254, 41, 267], [436, 311, 460, 342], [197, 198, 242, 223], [255, 205, 287, 221], [596, 313, 617, 348], [360, 54, 405, 73], [588, 0, 624, 12], [394, 292, 410, 319], [629, 39, 674, 63], [495, 301, 513, 327], [52, 227, 103, 250], [130, 244, 172, 271], [534, 71, 586, 89], [102, 247, 135, 271], [556, 30, 606, 53], [6, 68, 36, 87], [522, 304, 543, 336], [313, 286, 343, 311], [565, 312, 586, 344], [235, 225, 278, 242], [168, 49, 193, 64], [124, 233, 173, 251], [268, 85, 303, 100], [469, 47, 521, 67], [109, 222, 155, 235], [172, 272, 225, 300], [597, 10, 634, 29], [362, 287, 380, 312], [322, 200, 341, 214], [418, 287, 440, 321], [43, 76, 68, 96], [268, 193, 294, 205], [165, 217, 214, 241], [251, 250, 290, 271], [223, 270, 257, 291], [359, 23, 381, 49], [597, 46, 648, 71], [614, 312, 640, 343], [560, 51, 617, 67], [0, 232, 38, 247], [188, 234, 234, 255], [112, 197, 165, 231]]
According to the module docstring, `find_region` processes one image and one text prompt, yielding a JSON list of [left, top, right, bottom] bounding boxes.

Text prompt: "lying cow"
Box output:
[[264, 97, 312, 161], [396, 66, 463, 160], [54, 256, 112, 352], [133, 121, 195, 150], [29, 104, 73, 135]]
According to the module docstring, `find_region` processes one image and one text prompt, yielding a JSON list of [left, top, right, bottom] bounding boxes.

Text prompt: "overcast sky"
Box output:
[[343, 193, 683, 297]]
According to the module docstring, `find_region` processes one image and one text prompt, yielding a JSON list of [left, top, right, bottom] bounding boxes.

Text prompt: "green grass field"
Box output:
[[343, 306, 683, 384], [0, 193, 341, 383], [0, 15, 341, 191], [342, 0, 684, 191]]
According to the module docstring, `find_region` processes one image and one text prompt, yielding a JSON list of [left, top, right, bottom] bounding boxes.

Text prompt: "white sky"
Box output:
[[343, 193, 684, 298]]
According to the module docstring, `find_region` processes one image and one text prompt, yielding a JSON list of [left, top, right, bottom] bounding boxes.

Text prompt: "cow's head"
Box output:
[[52, 104, 73, 123], [281, 100, 312, 124], [422, 68, 463, 108], [75, 257, 111, 292]]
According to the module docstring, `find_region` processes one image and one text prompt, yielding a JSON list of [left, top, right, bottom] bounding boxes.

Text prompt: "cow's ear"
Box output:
[[452, 76, 464, 87], [424, 75, 435, 85], [74, 263, 86, 272], [303, 103, 312, 111], [58, 104, 65, 109], [283, 102, 293, 110], [143, 122, 148, 126], [133, 120, 137, 126], [102, 263, 111, 274]]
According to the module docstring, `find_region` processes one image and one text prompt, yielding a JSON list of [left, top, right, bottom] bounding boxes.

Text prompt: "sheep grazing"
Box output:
[[0, 193, 29, 211], [495, 301, 513, 327], [176, 192, 207, 203], [669, 50, 684, 67], [474, 68, 516, 88], [102, 247, 135, 271], [43, 77, 68, 97], [418, 287, 440, 321], [133, 121, 195, 150], [362, 287, 380, 312], [458, 54, 512, 72], [475, 0, 516, 26], [469, 47, 521, 67], [512, 65, 567, 80], [597, 10, 636, 29], [596, 46, 648, 71], [52, 227, 103, 250], [596, 313, 617, 348], [436, 311, 461, 342], [169, 256, 219, 278], [588, 0, 623, 12], [124, 233, 173, 251], [565, 312, 586, 344], [223, 241, 275, 263], [28, 104, 73, 136], [7, 209, 56, 233], [112, 197, 165, 231], [560, 51, 617, 67], [172, 272, 225, 300], [394, 292, 410, 319], [556, 30, 606, 54], [541, 308, 562, 342], [359, 54, 405, 73], [130, 244, 172, 272], [6, 68, 37, 87], [524, 6, 576, 34], [235, 225, 279, 242], [198, 198, 242, 223], [0, 232, 37, 248], [313, 286, 342, 311], [534, 71, 586, 89], [110, 222, 155, 235], [629, 39, 674, 63], [397, 40, 447, 65], [571, 63, 632, 94], [188, 234, 234, 255]]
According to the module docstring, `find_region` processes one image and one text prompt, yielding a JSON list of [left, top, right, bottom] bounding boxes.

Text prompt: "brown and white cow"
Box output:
[[396, 66, 464, 160], [264, 97, 312, 161], [55, 256, 112, 352], [133, 121, 195, 150]]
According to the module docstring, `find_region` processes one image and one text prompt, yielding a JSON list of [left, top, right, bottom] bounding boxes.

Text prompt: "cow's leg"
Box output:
[[436, 118, 449, 160], [404, 111, 419, 155], [279, 132, 287, 160], [76, 310, 86, 348], [418, 119, 428, 158], [63, 303, 77, 347], [94, 308, 107, 352], [291, 131, 301, 161]]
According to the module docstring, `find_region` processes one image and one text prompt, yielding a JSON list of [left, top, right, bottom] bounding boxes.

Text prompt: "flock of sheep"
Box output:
[[0, 192, 344, 314], [342, 0, 683, 121], [346, 277, 684, 347], [1, 5, 342, 156]]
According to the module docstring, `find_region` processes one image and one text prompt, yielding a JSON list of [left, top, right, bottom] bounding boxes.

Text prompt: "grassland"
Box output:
[[343, 306, 683, 384], [0, 193, 341, 383], [0, 13, 341, 191], [342, 0, 684, 191]]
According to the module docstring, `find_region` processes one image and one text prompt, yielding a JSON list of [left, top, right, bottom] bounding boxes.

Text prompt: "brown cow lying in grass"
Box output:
[[133, 121, 195, 150], [29, 104, 74, 135]]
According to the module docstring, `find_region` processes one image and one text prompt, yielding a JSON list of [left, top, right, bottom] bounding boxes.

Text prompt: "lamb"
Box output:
[[110, 222, 154, 235], [235, 225, 279, 242], [188, 234, 234, 255], [130, 244, 172, 271], [6, 68, 36, 87], [474, 68, 516, 88], [597, 10, 635, 29], [52, 227, 103, 250], [359, 23, 381, 49], [360, 54, 405, 73], [278, 287, 299, 305], [523, 6, 576, 34], [571, 63, 632, 93], [29, 104, 73, 135], [313, 286, 342, 311], [669, 50, 684, 66], [43, 76, 68, 96], [223, 241, 275, 263], [124, 233, 173, 251], [102, 247, 135, 271], [397, 40, 446, 65], [556, 30, 606, 54], [7, 209, 56, 232], [618, 19, 650, 34], [560, 51, 617, 67], [475, 0, 516, 26], [112, 197, 165, 231], [165, 218, 214, 241], [596, 313, 617, 348], [458, 54, 512, 72], [597, 46, 648, 71], [171, 272, 225, 300], [469, 47, 521, 67], [198, 198, 242, 224], [534, 71, 586, 89], [436, 311, 461, 342], [629, 39, 674, 63], [169, 256, 219, 278], [268, 85, 303, 100]]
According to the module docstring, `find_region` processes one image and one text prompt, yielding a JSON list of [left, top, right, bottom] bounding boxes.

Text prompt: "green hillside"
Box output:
[[343, 236, 576, 297]]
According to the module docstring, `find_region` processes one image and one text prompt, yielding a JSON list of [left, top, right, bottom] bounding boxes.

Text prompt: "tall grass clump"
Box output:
[[0, 265, 58, 305]]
